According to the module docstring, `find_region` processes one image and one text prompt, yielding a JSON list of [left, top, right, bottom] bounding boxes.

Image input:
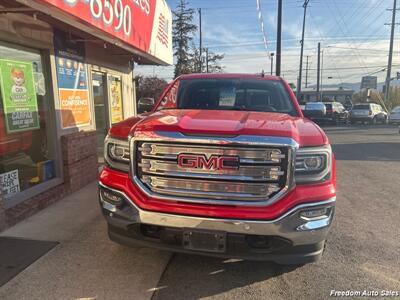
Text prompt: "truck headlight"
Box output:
[[295, 145, 332, 184], [104, 135, 130, 172]]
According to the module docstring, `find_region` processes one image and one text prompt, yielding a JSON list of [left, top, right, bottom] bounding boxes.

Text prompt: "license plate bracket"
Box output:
[[183, 230, 227, 253]]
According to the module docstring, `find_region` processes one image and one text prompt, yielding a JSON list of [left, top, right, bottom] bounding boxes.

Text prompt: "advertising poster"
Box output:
[[0, 169, 20, 199], [54, 30, 91, 129], [110, 77, 123, 124], [0, 59, 40, 133]]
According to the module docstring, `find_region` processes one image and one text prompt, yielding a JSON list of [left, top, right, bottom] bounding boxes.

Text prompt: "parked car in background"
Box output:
[[304, 101, 348, 124], [350, 103, 388, 125], [137, 97, 155, 114], [324, 102, 349, 124], [304, 102, 326, 122], [388, 106, 400, 124]]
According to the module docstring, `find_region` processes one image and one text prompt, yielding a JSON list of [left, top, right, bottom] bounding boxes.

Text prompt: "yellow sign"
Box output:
[[110, 77, 123, 124]]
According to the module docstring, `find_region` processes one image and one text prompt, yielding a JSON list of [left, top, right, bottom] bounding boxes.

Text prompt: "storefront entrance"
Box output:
[[92, 72, 124, 163], [92, 72, 108, 162]]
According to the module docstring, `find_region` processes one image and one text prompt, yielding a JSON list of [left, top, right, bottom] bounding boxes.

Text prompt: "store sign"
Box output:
[[35, 0, 173, 65], [110, 77, 124, 124], [54, 31, 91, 129], [0, 170, 20, 199], [0, 59, 40, 133]]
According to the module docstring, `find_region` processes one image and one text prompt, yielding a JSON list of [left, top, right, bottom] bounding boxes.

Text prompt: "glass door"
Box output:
[[92, 72, 109, 162]]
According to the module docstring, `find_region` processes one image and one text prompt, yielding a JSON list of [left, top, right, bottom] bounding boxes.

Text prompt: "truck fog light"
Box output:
[[101, 189, 124, 207], [303, 156, 323, 170], [300, 207, 329, 220]]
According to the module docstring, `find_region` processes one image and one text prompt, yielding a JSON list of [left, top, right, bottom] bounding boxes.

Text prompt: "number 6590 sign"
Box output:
[[89, 0, 132, 36]]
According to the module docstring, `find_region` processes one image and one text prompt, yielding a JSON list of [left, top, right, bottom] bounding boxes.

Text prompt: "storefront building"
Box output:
[[0, 0, 172, 230]]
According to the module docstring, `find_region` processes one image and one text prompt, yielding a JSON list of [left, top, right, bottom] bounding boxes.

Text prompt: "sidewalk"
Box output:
[[0, 181, 172, 300]]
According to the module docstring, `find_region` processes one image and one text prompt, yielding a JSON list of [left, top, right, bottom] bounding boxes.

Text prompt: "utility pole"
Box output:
[[385, 0, 398, 102], [316, 42, 321, 101], [296, 0, 310, 100], [270, 53, 275, 75], [276, 0, 282, 76], [320, 50, 324, 101], [198, 8, 203, 73], [305, 55, 310, 88], [206, 48, 209, 73]]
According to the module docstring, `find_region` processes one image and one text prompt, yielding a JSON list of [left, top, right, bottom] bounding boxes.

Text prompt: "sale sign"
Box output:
[[0, 59, 40, 133], [34, 0, 172, 65]]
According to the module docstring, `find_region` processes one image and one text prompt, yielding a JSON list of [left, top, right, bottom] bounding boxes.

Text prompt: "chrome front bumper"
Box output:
[[99, 183, 335, 247]]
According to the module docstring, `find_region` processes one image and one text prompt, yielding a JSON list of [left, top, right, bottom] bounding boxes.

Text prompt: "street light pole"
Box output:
[[276, 0, 282, 76], [270, 53, 275, 75], [305, 55, 310, 88], [317, 42, 321, 101], [296, 0, 310, 100], [385, 0, 397, 102], [320, 50, 324, 101], [198, 8, 202, 73]]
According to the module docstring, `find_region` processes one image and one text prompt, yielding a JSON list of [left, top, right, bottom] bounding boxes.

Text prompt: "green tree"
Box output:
[[190, 46, 225, 73], [173, 0, 197, 77], [206, 50, 225, 73]]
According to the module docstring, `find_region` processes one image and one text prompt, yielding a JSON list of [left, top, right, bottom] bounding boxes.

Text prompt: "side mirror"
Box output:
[[137, 98, 155, 114]]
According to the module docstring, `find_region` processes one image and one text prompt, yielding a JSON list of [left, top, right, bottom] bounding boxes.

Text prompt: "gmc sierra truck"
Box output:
[[99, 73, 336, 265]]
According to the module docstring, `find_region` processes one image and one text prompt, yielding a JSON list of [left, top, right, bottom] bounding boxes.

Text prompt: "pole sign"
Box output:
[[35, 0, 173, 65], [0, 59, 40, 133]]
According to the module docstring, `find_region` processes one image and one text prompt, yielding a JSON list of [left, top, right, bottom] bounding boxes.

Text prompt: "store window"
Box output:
[[0, 43, 57, 202]]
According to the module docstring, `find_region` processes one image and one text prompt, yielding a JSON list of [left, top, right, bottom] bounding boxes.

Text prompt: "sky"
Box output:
[[136, 0, 399, 88]]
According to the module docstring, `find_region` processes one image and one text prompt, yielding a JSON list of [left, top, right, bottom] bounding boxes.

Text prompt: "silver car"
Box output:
[[350, 103, 388, 125], [389, 106, 400, 124]]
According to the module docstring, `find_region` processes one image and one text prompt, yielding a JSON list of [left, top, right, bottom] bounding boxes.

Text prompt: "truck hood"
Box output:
[[122, 109, 328, 147]]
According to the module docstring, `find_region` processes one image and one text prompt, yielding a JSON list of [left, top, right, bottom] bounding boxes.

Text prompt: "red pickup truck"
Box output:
[[99, 74, 336, 265]]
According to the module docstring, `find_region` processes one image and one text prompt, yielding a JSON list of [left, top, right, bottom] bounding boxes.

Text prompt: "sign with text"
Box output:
[[54, 30, 91, 129], [110, 76, 124, 124], [35, 0, 172, 65], [0, 170, 20, 199], [0, 59, 40, 133]]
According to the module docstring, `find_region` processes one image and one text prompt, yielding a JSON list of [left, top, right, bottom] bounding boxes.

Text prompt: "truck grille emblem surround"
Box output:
[[132, 132, 297, 206]]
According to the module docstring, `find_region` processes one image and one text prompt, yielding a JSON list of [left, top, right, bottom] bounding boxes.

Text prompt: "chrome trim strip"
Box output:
[[140, 159, 283, 182], [142, 175, 280, 201], [130, 131, 299, 207], [99, 182, 336, 244], [140, 142, 285, 164]]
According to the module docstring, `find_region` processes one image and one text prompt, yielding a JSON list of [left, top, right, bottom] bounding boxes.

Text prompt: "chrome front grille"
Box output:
[[131, 133, 297, 206]]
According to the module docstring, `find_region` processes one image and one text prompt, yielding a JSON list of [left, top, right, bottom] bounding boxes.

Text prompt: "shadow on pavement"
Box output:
[[332, 142, 400, 162], [152, 254, 301, 300]]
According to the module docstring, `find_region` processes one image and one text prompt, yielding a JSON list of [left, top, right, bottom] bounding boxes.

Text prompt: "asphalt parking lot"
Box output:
[[0, 125, 399, 300], [152, 125, 400, 300]]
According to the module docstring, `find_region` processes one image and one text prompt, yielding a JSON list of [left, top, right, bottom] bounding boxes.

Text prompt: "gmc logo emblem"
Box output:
[[177, 154, 239, 170]]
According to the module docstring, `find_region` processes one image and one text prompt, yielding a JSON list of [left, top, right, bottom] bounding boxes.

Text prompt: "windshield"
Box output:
[[353, 104, 370, 110], [305, 102, 325, 109], [175, 79, 297, 116], [391, 106, 400, 113]]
